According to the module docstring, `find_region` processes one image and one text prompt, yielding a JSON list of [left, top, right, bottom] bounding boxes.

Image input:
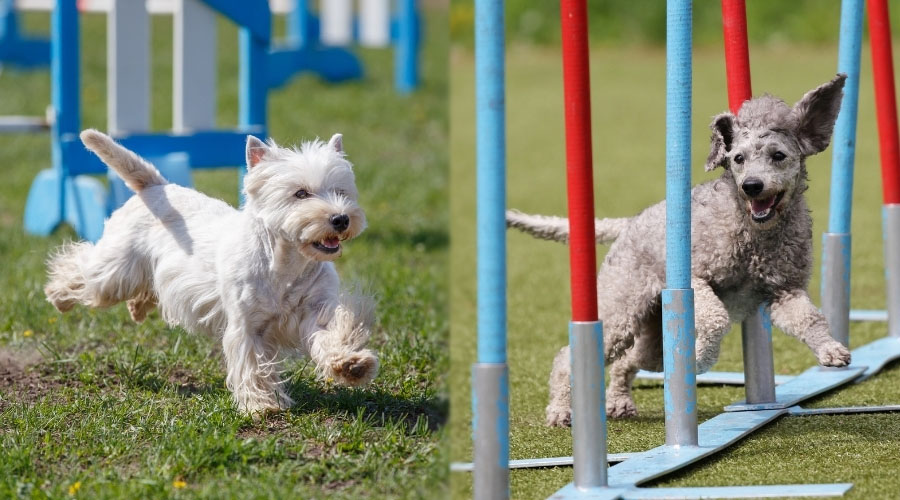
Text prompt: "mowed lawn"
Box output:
[[450, 44, 900, 499], [0, 8, 447, 500]]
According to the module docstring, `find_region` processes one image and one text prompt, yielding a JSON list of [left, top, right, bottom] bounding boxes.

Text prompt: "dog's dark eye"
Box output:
[[772, 151, 786, 162], [294, 189, 310, 199], [733, 154, 744, 164]]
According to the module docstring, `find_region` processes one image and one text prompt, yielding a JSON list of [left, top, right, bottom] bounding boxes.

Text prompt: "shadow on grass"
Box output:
[[286, 377, 447, 433]]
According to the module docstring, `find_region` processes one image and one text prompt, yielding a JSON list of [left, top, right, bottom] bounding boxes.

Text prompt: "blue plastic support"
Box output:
[[199, 0, 270, 41], [267, 45, 362, 88], [395, 0, 419, 93], [636, 370, 794, 386], [663, 0, 697, 448], [0, 0, 50, 68], [847, 335, 900, 380], [724, 365, 865, 411], [287, 0, 313, 45]]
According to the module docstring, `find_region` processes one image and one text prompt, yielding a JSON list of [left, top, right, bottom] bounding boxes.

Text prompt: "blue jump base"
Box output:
[[542, 335, 900, 499]]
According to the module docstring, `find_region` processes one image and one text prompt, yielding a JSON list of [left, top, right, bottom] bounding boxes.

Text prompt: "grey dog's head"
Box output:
[[705, 74, 846, 229]]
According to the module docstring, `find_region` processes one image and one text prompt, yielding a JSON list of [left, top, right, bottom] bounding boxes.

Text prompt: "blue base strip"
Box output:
[[637, 370, 793, 386], [789, 404, 900, 416], [450, 453, 636, 472], [849, 336, 900, 380], [724, 366, 865, 411], [620, 484, 853, 499], [849, 309, 888, 322]]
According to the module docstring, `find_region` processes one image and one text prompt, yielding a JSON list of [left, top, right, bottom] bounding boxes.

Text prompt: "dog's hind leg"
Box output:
[[546, 346, 572, 427], [127, 289, 157, 323], [693, 278, 732, 373], [45, 240, 149, 312]]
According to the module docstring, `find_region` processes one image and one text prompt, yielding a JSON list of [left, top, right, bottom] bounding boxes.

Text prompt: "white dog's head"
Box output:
[[242, 134, 367, 261], [705, 74, 845, 230]]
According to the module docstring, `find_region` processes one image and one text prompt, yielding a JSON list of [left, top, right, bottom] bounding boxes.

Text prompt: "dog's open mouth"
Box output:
[[748, 191, 785, 223], [313, 237, 341, 254]]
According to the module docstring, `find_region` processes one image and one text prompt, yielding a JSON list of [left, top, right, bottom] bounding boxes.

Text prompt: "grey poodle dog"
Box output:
[[507, 74, 852, 426]]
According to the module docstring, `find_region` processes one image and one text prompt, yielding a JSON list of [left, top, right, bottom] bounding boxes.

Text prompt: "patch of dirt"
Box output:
[[0, 347, 64, 406], [323, 479, 358, 492]]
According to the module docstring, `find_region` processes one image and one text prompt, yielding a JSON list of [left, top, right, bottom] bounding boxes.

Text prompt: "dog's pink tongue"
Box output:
[[322, 237, 340, 249], [751, 196, 776, 213]]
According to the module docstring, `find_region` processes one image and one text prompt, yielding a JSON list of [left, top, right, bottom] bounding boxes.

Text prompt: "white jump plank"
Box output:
[[173, 0, 217, 132], [320, 0, 353, 46], [107, 0, 150, 134], [359, 0, 390, 47]]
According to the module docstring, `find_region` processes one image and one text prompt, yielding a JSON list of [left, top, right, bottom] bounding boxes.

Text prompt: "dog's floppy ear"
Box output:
[[792, 73, 846, 156], [246, 135, 269, 170], [706, 112, 735, 171], [328, 133, 344, 153]]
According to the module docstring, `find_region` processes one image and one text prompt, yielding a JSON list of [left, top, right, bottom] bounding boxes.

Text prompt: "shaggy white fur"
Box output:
[[45, 130, 379, 415]]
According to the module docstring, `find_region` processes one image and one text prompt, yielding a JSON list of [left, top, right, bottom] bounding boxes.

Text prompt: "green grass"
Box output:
[[0, 8, 447, 500], [450, 44, 900, 499]]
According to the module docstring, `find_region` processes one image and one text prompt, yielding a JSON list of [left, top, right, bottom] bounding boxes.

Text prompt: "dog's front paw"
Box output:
[[815, 341, 851, 367], [330, 350, 379, 387], [545, 405, 572, 427], [606, 394, 638, 418]]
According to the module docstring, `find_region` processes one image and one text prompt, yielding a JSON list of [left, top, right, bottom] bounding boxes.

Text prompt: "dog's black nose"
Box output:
[[330, 214, 350, 232], [742, 178, 764, 197]]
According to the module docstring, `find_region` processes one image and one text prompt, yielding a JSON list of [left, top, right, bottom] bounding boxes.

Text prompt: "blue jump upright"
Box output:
[[24, 0, 270, 242]]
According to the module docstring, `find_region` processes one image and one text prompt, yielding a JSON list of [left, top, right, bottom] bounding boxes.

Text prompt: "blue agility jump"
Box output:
[[467, 0, 900, 499]]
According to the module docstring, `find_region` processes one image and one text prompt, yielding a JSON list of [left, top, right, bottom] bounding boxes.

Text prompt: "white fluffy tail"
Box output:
[[506, 209, 630, 244], [80, 129, 167, 192]]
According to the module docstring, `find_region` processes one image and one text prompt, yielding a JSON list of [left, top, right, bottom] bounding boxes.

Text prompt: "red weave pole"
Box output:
[[721, 0, 752, 112], [868, 0, 900, 204], [560, 0, 598, 322]]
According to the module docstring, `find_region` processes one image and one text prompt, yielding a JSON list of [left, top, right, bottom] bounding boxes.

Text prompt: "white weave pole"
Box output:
[[173, 0, 217, 132], [359, 0, 390, 47], [107, 0, 150, 134], [320, 0, 353, 46]]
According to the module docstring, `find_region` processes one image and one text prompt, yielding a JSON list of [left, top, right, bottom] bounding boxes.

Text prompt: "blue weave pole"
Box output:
[[472, 0, 508, 498], [0, 0, 50, 69], [663, 0, 697, 447], [822, 0, 863, 347], [395, 0, 419, 93]]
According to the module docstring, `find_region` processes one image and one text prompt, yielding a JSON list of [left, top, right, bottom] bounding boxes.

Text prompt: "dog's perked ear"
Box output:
[[328, 133, 344, 153], [791, 73, 847, 156], [705, 112, 735, 172], [246, 135, 269, 170]]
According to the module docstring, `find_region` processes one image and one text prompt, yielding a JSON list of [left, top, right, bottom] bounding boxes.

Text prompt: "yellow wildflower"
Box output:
[[68, 481, 81, 495], [48, 317, 58, 324], [173, 479, 187, 489], [23, 330, 33, 337]]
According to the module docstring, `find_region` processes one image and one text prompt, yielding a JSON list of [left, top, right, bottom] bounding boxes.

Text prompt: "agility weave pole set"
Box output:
[[469, 0, 900, 498], [9, 0, 419, 243]]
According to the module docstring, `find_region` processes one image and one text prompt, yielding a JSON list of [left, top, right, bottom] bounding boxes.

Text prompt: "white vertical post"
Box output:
[[320, 0, 354, 46], [359, 0, 390, 47], [107, 0, 150, 134], [173, 0, 217, 132]]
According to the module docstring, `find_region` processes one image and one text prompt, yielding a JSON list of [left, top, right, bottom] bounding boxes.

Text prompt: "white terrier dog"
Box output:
[[45, 129, 379, 414]]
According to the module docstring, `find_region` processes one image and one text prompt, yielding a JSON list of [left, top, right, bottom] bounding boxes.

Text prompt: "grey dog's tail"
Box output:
[[80, 129, 168, 192], [506, 209, 630, 244]]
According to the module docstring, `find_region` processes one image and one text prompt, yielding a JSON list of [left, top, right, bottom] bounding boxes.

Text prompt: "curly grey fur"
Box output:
[[511, 75, 853, 426]]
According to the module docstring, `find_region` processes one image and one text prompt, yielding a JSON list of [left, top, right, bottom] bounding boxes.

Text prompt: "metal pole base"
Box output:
[[472, 363, 509, 500], [822, 233, 851, 347], [570, 321, 608, 489], [884, 205, 900, 338], [741, 307, 776, 404], [662, 288, 698, 447]]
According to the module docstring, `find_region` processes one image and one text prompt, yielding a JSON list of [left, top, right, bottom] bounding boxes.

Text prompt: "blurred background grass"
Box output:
[[451, 0, 900, 48]]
